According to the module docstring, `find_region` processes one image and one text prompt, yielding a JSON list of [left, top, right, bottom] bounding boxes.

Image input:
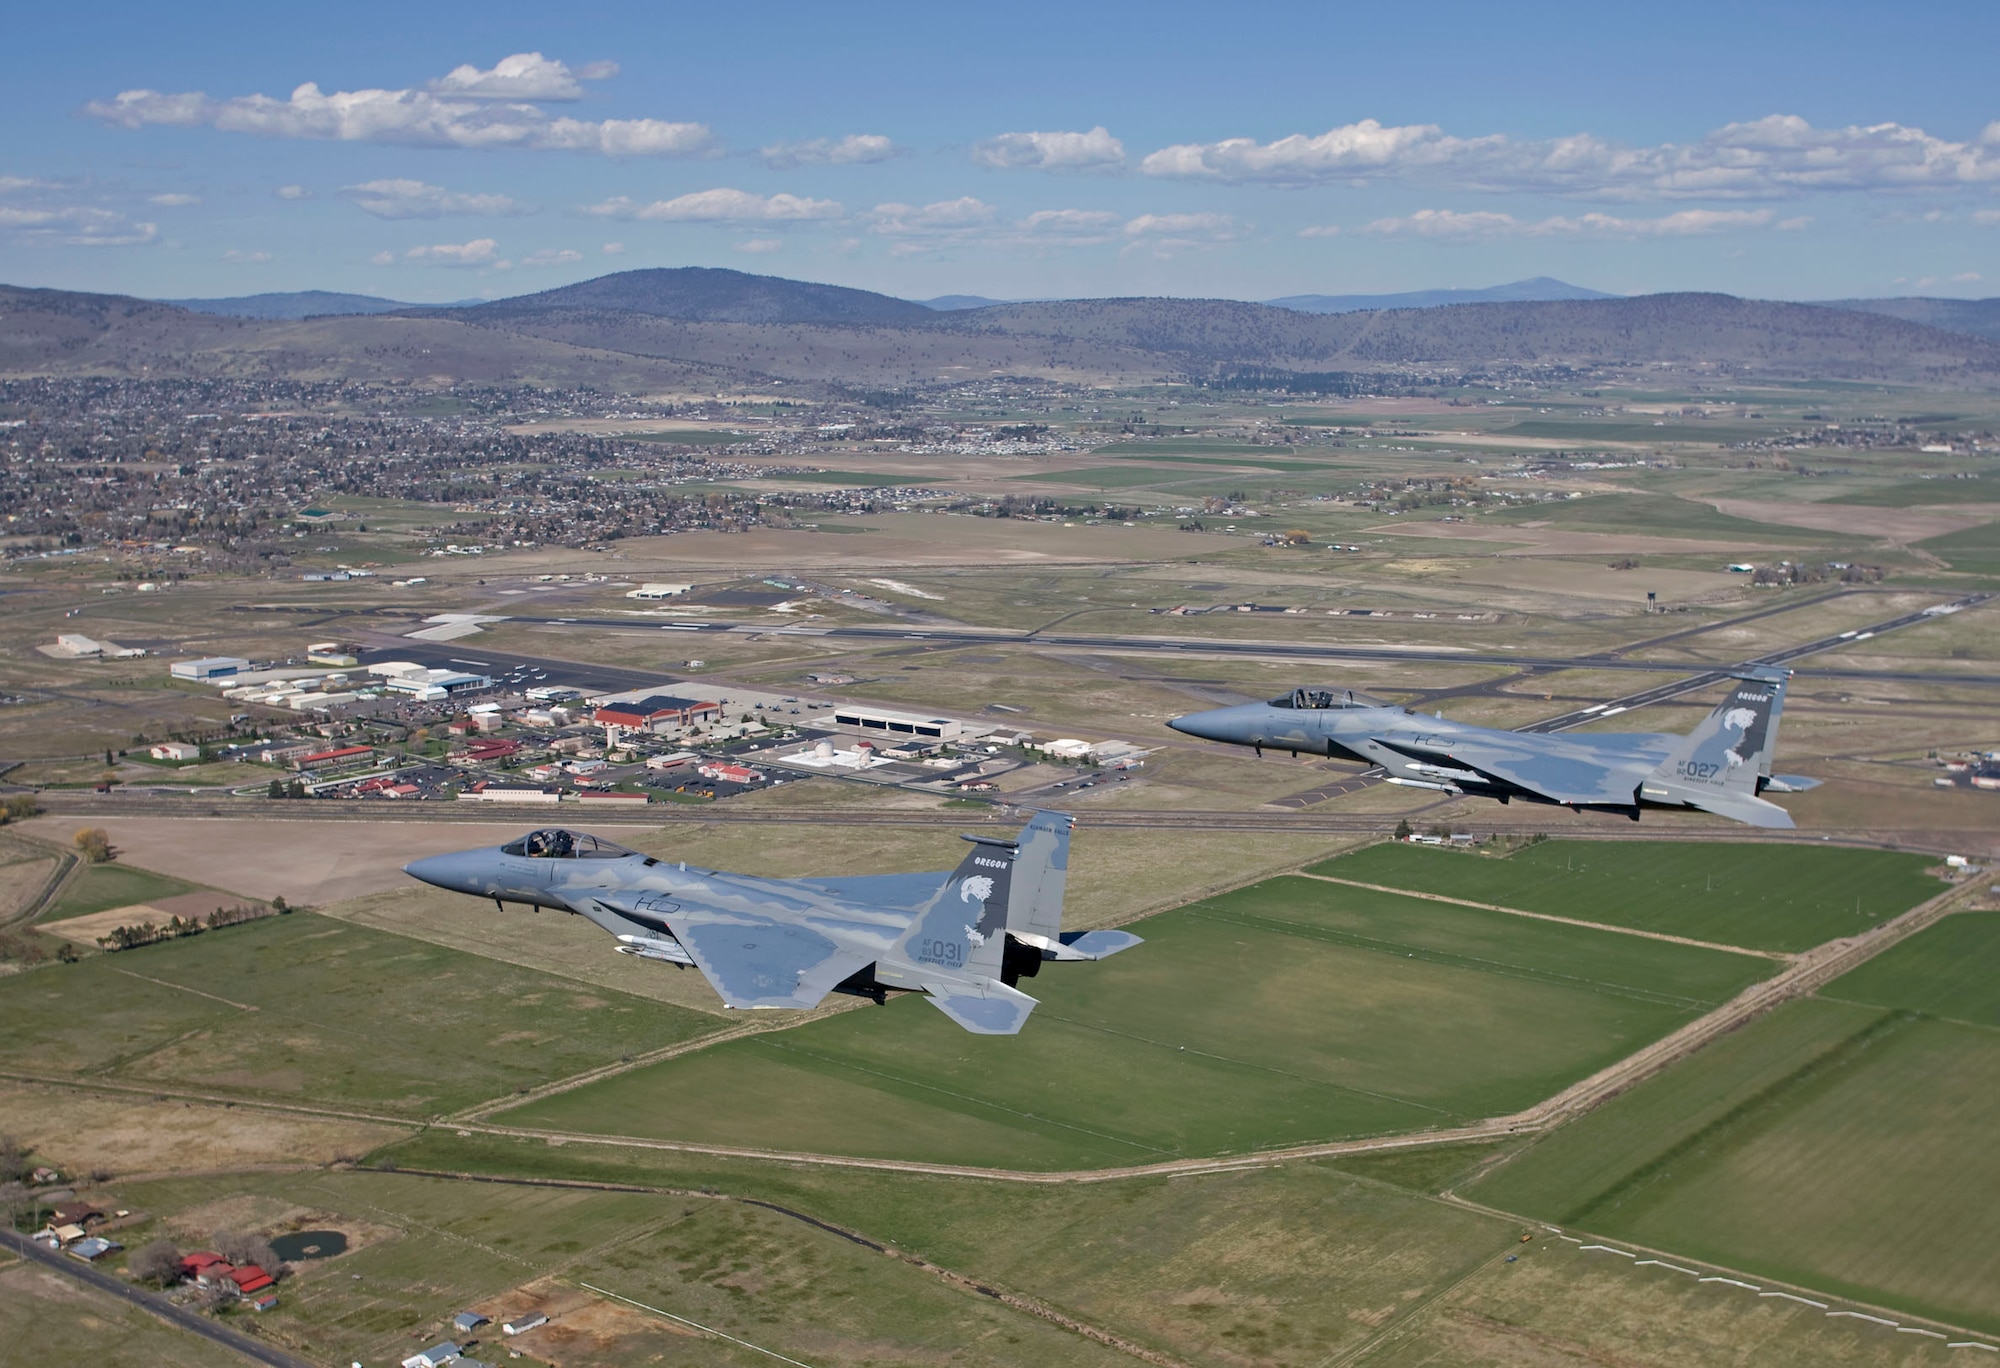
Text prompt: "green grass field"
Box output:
[[1466, 911, 2000, 1334], [374, 1128, 1950, 1368], [498, 876, 1771, 1167], [1112, 452, 1336, 471], [1308, 841, 1941, 952], [1013, 465, 1220, 489], [1500, 420, 1778, 445], [40, 861, 199, 922], [1091, 440, 1301, 455], [1916, 520, 2000, 577], [1819, 473, 2000, 506], [0, 912, 718, 1115], [1479, 492, 1833, 542], [1824, 910, 2000, 1024]]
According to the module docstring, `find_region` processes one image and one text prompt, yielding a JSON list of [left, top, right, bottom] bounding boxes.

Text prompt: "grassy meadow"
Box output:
[[1309, 840, 1942, 952], [499, 876, 1773, 1166]]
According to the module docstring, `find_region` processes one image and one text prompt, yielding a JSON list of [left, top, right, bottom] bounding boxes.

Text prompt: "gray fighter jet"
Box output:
[[403, 811, 1137, 1034], [1167, 667, 1818, 828]]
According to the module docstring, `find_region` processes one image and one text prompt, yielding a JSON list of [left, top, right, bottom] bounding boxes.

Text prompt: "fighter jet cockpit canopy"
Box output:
[[1267, 687, 1393, 711], [503, 829, 640, 860]]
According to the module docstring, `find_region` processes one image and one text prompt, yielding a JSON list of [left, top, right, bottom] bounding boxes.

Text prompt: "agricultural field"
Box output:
[[0, 912, 719, 1115], [39, 861, 200, 923], [1466, 911, 2000, 1335], [1309, 840, 1944, 952], [498, 875, 1773, 1166]]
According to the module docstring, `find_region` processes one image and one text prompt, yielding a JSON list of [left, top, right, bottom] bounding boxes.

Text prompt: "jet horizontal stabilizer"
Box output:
[[922, 979, 1039, 1035], [1049, 929, 1143, 960]]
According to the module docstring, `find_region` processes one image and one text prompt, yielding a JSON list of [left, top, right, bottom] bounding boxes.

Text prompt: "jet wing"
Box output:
[[561, 891, 869, 1011], [1378, 734, 1637, 805]]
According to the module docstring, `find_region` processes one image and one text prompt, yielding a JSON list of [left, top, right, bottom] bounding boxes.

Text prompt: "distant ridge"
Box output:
[[6, 274, 1999, 390], [417, 266, 935, 327], [1818, 295, 2000, 345], [158, 290, 463, 320], [1267, 277, 1618, 314], [920, 294, 1018, 311]]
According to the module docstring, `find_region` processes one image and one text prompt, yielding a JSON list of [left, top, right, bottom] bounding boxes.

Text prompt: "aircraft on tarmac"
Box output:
[[1166, 666, 1819, 829], [403, 811, 1137, 1034]]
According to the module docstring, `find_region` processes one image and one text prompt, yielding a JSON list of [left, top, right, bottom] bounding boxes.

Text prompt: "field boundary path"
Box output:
[[1298, 873, 1790, 959], [0, 1229, 315, 1368]]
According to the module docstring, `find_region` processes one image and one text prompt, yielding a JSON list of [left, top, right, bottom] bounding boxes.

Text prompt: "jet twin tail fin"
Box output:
[[887, 833, 1016, 980], [1640, 668, 1796, 828]]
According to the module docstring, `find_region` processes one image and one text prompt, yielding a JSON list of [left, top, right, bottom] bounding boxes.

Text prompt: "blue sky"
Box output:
[[5, 0, 1998, 303]]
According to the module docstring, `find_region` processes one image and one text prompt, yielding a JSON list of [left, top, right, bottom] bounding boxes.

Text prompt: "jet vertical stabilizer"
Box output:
[[1639, 669, 1795, 828]]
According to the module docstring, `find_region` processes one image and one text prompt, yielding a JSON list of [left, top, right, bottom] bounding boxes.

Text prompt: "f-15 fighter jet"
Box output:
[[403, 811, 1136, 1034], [1168, 667, 1818, 829]]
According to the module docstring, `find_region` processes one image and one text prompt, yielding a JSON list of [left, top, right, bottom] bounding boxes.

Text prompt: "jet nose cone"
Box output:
[[404, 853, 467, 891], [1166, 707, 1231, 742]]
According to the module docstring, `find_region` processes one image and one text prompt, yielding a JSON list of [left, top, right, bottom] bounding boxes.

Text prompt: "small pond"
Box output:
[[270, 1230, 348, 1261]]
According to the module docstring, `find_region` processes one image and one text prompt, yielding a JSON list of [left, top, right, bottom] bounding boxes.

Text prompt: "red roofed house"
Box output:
[[180, 1251, 231, 1284], [228, 1264, 276, 1295]]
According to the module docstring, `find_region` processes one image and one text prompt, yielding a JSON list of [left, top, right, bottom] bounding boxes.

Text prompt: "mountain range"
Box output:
[[2, 268, 1995, 391]]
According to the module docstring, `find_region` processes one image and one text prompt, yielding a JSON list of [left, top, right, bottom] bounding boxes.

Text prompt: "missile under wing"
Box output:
[[403, 812, 1137, 1034], [1167, 668, 1816, 828]]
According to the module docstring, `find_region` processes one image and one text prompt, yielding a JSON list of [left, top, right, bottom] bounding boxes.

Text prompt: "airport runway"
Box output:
[[350, 590, 1997, 692]]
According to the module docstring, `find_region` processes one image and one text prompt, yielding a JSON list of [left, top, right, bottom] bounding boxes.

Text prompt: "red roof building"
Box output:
[[228, 1265, 276, 1294], [594, 695, 721, 732], [294, 744, 373, 770]]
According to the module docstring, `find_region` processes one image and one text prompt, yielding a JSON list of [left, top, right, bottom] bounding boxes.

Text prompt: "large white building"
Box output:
[[826, 706, 967, 741], [171, 656, 249, 680]]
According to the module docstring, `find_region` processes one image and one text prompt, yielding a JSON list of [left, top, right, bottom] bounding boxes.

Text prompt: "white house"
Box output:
[[149, 742, 201, 762]]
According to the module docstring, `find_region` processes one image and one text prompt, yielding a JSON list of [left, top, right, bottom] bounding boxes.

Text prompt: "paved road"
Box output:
[[0, 1230, 315, 1368]]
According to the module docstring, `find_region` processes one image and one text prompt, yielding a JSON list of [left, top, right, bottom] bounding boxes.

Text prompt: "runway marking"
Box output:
[[1298, 874, 1786, 960]]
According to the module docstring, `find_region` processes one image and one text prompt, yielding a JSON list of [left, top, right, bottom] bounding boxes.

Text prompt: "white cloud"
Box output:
[[585, 188, 843, 222], [1019, 208, 1123, 242], [517, 247, 582, 266], [1954, 271, 1984, 282], [340, 178, 527, 219], [1976, 209, 2000, 225], [602, 241, 625, 254], [760, 133, 899, 169], [735, 237, 783, 254], [972, 126, 1125, 171], [428, 52, 607, 101], [149, 192, 200, 207], [1363, 207, 1777, 238], [867, 196, 998, 234], [89, 57, 713, 159], [0, 180, 158, 246], [1142, 114, 2000, 199], [0, 205, 157, 246], [397, 237, 501, 265], [221, 248, 272, 263], [1124, 211, 1239, 236], [275, 184, 312, 200], [1298, 224, 1341, 238]]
